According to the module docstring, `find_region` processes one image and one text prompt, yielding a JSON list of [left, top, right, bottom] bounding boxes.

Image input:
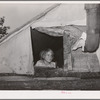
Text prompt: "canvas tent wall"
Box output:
[[0, 4, 100, 75], [0, 27, 34, 74], [0, 4, 62, 75]]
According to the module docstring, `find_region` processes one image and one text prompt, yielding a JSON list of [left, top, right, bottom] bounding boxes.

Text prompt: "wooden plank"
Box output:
[[63, 31, 73, 71]]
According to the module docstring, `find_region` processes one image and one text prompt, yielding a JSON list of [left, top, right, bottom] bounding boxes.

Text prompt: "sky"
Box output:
[[0, 3, 86, 33]]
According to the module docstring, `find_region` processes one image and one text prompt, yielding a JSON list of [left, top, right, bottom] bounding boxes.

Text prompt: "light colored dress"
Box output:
[[35, 60, 56, 68]]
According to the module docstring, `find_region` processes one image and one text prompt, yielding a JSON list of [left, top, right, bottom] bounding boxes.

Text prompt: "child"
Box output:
[[35, 49, 56, 68]]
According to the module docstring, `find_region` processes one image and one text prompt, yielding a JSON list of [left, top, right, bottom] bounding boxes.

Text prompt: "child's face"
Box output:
[[44, 51, 53, 63]]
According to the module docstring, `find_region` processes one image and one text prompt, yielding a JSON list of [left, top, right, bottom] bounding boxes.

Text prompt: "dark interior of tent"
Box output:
[[31, 27, 64, 68]]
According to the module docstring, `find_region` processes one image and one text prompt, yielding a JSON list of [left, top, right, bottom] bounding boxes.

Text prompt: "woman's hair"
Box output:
[[40, 49, 54, 60]]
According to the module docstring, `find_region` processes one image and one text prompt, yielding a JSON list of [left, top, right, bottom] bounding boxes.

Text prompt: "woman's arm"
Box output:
[[72, 32, 87, 51]]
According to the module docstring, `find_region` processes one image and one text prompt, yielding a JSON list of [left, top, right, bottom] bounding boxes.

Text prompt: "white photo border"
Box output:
[[0, 1, 100, 99]]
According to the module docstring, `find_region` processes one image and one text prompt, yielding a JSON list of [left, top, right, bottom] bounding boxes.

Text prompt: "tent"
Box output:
[[31, 25, 84, 68], [0, 4, 100, 75]]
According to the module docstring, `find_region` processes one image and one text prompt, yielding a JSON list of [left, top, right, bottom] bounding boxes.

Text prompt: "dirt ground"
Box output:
[[0, 68, 100, 90], [0, 75, 100, 90]]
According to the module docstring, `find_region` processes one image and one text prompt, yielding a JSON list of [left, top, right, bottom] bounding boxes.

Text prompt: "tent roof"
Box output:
[[34, 25, 86, 37], [0, 3, 86, 44], [0, 3, 53, 33], [31, 4, 86, 28], [0, 4, 60, 44]]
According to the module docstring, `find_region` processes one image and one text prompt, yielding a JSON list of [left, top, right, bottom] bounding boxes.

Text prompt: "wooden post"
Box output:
[[63, 31, 73, 71]]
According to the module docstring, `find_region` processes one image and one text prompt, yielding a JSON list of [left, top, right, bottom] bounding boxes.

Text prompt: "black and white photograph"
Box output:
[[0, 1, 100, 97]]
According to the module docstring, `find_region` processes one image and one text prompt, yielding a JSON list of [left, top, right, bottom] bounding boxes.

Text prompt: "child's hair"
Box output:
[[40, 49, 54, 60]]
